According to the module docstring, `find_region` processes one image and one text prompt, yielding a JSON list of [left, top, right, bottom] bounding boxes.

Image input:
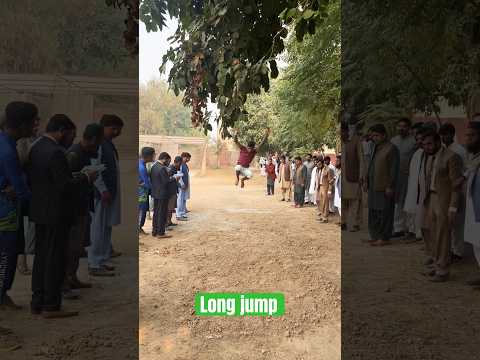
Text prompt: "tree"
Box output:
[[140, 0, 327, 134], [106, 0, 139, 55], [342, 0, 480, 124], [140, 79, 205, 136], [237, 0, 340, 154]]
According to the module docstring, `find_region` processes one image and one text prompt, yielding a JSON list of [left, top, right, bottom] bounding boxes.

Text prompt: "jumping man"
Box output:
[[233, 128, 271, 188]]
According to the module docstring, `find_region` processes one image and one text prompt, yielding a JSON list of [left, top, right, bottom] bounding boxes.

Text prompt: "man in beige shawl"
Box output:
[[317, 159, 335, 222], [278, 155, 292, 202]]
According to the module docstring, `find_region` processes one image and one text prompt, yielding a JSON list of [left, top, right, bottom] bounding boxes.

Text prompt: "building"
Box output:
[[0, 74, 138, 251]]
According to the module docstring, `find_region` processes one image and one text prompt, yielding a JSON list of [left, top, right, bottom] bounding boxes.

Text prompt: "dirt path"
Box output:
[[342, 226, 480, 359], [1, 256, 138, 360], [140, 169, 341, 360]]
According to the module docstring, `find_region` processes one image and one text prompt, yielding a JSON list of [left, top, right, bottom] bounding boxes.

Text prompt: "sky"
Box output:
[[139, 19, 176, 84]]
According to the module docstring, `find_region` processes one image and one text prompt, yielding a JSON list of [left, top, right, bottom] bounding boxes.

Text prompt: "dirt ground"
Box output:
[[3, 167, 476, 359], [1, 255, 138, 360], [139, 168, 341, 360], [342, 213, 480, 359]]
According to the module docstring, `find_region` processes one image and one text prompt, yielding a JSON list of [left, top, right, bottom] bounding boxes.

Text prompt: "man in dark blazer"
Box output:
[[88, 114, 123, 276], [151, 152, 174, 239], [65, 123, 104, 293], [28, 114, 97, 318]]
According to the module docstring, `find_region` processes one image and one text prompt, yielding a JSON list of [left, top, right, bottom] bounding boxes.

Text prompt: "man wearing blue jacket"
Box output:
[[0, 101, 36, 309], [138, 147, 155, 235]]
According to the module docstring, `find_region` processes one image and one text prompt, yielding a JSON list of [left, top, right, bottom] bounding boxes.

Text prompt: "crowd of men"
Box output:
[[0, 101, 124, 318], [231, 127, 342, 222], [342, 117, 480, 284], [261, 153, 341, 222], [138, 148, 191, 239]]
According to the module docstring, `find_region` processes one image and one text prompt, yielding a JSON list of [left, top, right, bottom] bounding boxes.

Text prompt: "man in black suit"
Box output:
[[151, 152, 175, 239], [28, 114, 97, 318], [64, 123, 105, 295], [88, 114, 123, 276]]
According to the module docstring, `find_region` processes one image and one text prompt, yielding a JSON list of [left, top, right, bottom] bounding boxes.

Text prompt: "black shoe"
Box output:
[[428, 273, 449, 283], [423, 258, 434, 266], [31, 307, 42, 315], [69, 278, 92, 289], [391, 231, 405, 238], [421, 269, 436, 277], [101, 264, 115, 271], [89, 268, 115, 277]]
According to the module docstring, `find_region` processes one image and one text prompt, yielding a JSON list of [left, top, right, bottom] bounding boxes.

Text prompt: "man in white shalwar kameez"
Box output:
[[391, 118, 416, 237], [403, 130, 426, 241], [303, 154, 315, 204], [334, 156, 341, 217], [88, 115, 123, 277], [309, 158, 319, 205]]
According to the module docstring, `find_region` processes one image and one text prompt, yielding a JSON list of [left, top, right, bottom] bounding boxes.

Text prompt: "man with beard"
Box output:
[[403, 128, 427, 242], [29, 114, 97, 318], [63, 123, 105, 297], [390, 118, 416, 238], [366, 124, 400, 246], [438, 123, 467, 262], [420, 131, 463, 282]]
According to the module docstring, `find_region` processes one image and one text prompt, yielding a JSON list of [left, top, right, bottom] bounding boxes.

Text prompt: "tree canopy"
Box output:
[[140, 0, 328, 135], [237, 0, 339, 154], [342, 0, 480, 125]]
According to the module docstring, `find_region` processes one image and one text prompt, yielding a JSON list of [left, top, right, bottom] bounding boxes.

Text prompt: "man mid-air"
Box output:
[[233, 128, 271, 188]]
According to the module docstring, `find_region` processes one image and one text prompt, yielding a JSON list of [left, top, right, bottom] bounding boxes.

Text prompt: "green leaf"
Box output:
[[286, 8, 299, 19], [302, 9, 316, 19]]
